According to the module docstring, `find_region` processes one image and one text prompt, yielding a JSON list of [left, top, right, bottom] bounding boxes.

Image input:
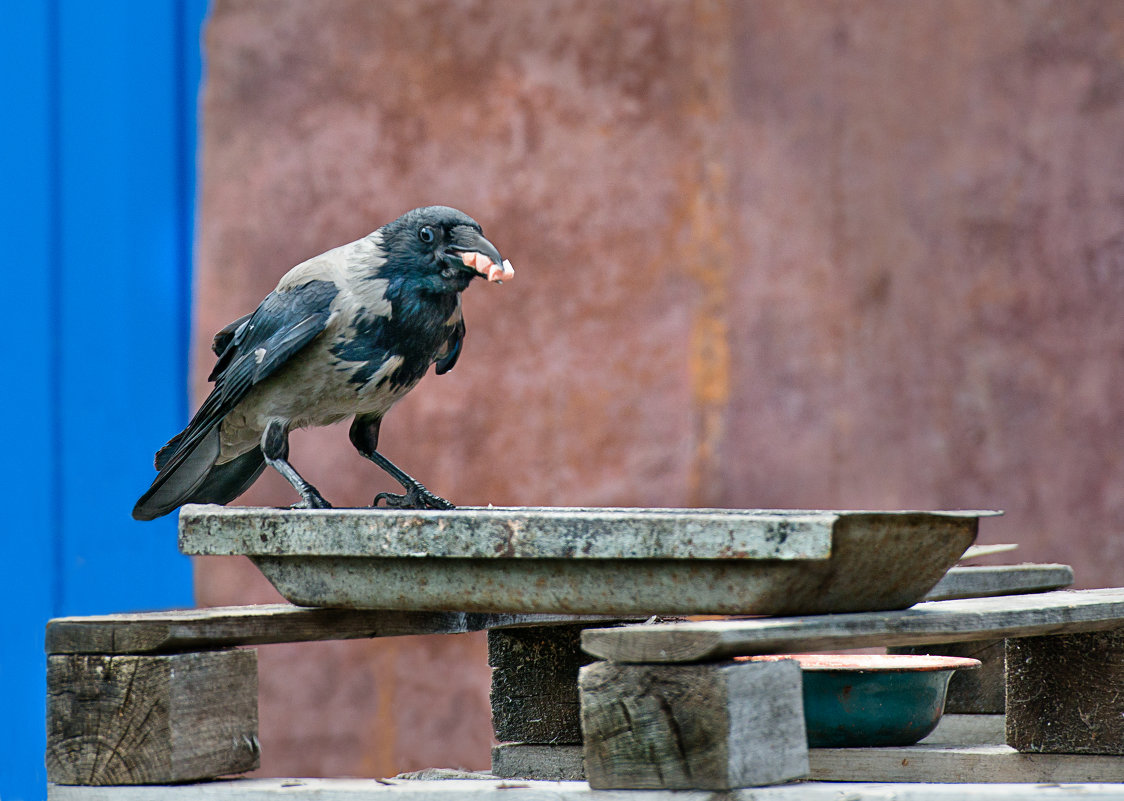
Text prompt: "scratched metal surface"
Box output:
[[179, 506, 982, 614]]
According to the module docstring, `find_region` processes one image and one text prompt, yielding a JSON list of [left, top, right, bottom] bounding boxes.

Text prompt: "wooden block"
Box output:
[[488, 624, 592, 744], [47, 649, 258, 785], [490, 743, 584, 780], [578, 659, 808, 789], [889, 639, 1006, 713], [582, 588, 1124, 663], [1006, 628, 1124, 754], [45, 604, 631, 655]]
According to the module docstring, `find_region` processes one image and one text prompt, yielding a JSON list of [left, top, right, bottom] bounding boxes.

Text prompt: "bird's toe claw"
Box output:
[[422, 492, 455, 510], [373, 491, 402, 508], [374, 486, 454, 510], [291, 492, 332, 510]]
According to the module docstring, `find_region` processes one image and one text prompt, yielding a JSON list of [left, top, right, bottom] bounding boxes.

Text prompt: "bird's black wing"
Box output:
[[152, 279, 339, 472], [211, 310, 252, 361], [434, 317, 465, 375]]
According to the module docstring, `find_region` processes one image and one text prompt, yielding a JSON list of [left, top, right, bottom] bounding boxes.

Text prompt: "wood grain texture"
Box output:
[[808, 743, 1124, 783], [578, 660, 807, 789], [890, 639, 1006, 714], [490, 743, 584, 781], [488, 624, 591, 744], [1006, 628, 1124, 754], [47, 650, 258, 785], [488, 715, 1005, 782], [45, 604, 630, 655], [582, 589, 1124, 663], [921, 564, 1073, 602]]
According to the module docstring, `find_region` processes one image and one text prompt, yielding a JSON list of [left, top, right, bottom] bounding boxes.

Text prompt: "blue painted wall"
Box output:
[[0, 2, 207, 799]]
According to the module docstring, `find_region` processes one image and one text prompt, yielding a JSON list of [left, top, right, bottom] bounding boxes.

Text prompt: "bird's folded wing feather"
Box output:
[[211, 312, 253, 364], [154, 279, 339, 472], [434, 317, 465, 375]]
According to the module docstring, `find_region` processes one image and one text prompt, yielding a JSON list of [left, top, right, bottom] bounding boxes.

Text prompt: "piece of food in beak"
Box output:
[[468, 252, 515, 283]]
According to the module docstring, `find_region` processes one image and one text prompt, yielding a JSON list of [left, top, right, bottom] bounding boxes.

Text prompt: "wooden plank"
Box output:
[[46, 605, 634, 655], [46, 777, 1124, 800], [1006, 629, 1124, 754], [922, 564, 1073, 602], [578, 660, 808, 789], [582, 588, 1124, 663], [491, 743, 584, 781], [808, 743, 1124, 783], [47, 650, 257, 785], [489, 624, 592, 744], [489, 716, 1006, 781], [890, 639, 1006, 713]]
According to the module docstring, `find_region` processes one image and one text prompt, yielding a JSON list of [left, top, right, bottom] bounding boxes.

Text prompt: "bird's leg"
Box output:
[[262, 419, 331, 510], [368, 450, 456, 510], [349, 415, 455, 510]]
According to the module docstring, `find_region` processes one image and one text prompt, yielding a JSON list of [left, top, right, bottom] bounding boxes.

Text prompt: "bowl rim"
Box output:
[[736, 653, 982, 672]]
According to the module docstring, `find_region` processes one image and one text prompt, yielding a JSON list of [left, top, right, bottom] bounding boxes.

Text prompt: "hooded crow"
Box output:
[[133, 205, 513, 520]]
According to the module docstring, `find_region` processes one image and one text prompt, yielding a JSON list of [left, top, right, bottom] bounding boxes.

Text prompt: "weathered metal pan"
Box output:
[[178, 506, 993, 615]]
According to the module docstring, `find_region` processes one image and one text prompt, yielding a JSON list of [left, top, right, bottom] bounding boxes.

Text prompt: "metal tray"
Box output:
[[178, 506, 991, 615]]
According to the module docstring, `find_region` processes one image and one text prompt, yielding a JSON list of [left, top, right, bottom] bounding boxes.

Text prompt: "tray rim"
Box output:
[[178, 505, 996, 561]]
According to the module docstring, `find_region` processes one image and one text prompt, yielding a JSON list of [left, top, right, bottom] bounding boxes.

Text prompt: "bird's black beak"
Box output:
[[445, 226, 514, 283]]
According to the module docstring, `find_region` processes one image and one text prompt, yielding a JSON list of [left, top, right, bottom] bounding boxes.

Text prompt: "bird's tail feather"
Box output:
[[154, 430, 186, 471], [189, 446, 267, 508], [133, 429, 268, 521], [133, 427, 223, 520]]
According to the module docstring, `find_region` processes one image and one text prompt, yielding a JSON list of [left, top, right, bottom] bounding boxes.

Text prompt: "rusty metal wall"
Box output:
[[194, 0, 1124, 779]]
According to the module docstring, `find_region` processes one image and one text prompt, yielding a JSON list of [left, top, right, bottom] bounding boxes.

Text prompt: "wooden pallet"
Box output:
[[573, 588, 1124, 789], [48, 558, 1124, 795], [45, 606, 632, 787]]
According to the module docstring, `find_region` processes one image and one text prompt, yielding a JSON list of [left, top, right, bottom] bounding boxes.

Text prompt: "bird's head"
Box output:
[[380, 206, 514, 294]]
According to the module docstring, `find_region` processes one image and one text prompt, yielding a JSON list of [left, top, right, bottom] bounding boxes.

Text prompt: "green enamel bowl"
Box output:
[[742, 654, 981, 748]]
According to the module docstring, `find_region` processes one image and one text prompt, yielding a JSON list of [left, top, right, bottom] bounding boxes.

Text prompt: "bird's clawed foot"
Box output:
[[374, 483, 454, 510], [290, 489, 333, 510]]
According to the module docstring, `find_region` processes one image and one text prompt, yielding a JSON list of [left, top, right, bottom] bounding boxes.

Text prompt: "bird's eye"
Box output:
[[418, 226, 436, 244]]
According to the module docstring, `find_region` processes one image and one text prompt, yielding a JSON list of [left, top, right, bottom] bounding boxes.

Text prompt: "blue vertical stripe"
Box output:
[[47, 0, 65, 630], [0, 3, 207, 799], [55, 0, 193, 614], [0, 3, 57, 798]]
